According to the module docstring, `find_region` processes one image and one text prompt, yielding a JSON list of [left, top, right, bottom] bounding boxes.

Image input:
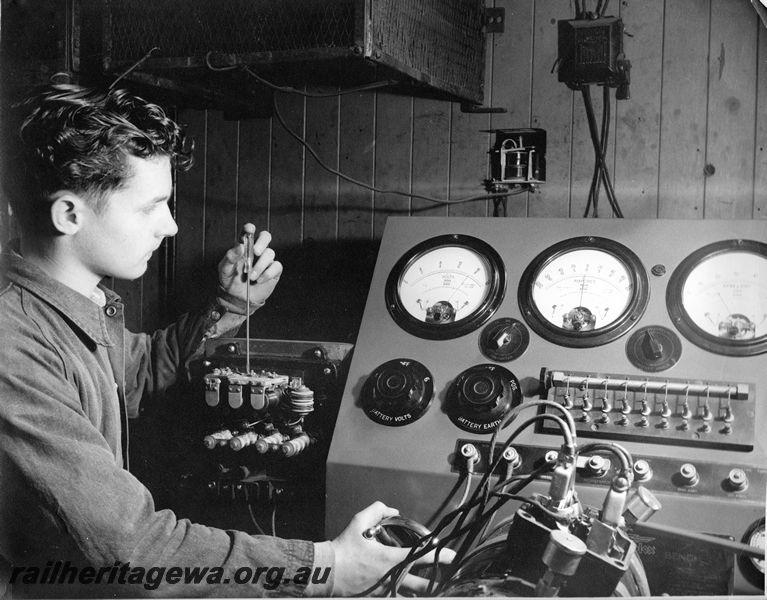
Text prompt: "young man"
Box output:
[[0, 84, 447, 597]]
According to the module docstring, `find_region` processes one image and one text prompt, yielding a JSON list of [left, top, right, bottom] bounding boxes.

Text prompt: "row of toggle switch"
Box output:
[[561, 393, 736, 434], [540, 370, 755, 450]]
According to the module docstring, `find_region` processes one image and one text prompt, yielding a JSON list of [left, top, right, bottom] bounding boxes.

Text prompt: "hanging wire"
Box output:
[[109, 47, 160, 90], [204, 57, 529, 209], [581, 84, 623, 217], [270, 95, 527, 208]]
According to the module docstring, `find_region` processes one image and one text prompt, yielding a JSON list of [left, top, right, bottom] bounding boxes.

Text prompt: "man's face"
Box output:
[[75, 154, 178, 282]]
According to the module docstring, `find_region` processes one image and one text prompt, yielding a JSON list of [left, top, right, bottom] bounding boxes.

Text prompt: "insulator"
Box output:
[[203, 429, 233, 449], [255, 431, 287, 454], [281, 433, 314, 457], [229, 430, 260, 451], [289, 385, 315, 416]]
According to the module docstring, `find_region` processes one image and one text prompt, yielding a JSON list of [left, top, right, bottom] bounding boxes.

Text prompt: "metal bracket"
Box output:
[[460, 103, 507, 114], [485, 7, 505, 33]]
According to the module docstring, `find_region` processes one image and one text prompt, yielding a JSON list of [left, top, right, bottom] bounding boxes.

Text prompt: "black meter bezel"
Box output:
[[518, 236, 649, 348], [666, 239, 767, 357], [385, 234, 506, 340]]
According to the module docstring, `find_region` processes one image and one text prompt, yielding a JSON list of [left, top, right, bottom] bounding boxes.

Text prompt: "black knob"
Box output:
[[447, 364, 521, 433], [361, 359, 433, 426], [626, 326, 682, 372]]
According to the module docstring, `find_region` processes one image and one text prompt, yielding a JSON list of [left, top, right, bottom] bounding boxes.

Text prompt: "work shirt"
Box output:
[[0, 248, 334, 598]]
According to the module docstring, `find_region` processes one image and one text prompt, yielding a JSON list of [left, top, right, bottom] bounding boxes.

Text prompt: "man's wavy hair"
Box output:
[[3, 83, 193, 233]]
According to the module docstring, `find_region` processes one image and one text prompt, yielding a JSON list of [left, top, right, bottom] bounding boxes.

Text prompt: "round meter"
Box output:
[[667, 239, 767, 356], [518, 237, 649, 347], [738, 518, 765, 589], [385, 235, 506, 340]]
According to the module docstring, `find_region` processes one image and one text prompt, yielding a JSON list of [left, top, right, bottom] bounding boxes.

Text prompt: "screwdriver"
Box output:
[[242, 223, 256, 374]]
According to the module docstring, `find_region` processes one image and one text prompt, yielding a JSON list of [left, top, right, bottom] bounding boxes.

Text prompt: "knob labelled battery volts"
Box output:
[[446, 364, 521, 433], [361, 359, 434, 426]]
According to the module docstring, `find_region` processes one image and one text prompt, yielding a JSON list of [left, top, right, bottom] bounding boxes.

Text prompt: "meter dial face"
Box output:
[[738, 518, 765, 589], [518, 237, 649, 347], [386, 235, 506, 340], [667, 239, 767, 356]]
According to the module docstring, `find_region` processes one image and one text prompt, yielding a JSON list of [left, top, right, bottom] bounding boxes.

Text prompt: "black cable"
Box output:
[[355, 405, 578, 596], [581, 85, 623, 217], [449, 463, 554, 571], [425, 471, 470, 529]]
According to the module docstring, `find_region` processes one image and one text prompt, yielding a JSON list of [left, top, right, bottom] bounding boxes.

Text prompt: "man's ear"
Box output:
[[48, 191, 88, 235]]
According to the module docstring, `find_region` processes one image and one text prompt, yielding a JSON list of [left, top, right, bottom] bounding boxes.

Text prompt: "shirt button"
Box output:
[[210, 310, 222, 322], [105, 305, 118, 317]]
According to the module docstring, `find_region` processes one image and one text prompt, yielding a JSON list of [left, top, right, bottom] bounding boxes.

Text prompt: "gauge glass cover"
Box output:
[[386, 235, 506, 340], [667, 240, 767, 356], [399, 246, 491, 322], [519, 237, 649, 347], [532, 248, 634, 331], [681, 251, 767, 340]]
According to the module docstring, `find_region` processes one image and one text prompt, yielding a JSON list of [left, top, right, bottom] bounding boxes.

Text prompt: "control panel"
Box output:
[[326, 217, 766, 595]]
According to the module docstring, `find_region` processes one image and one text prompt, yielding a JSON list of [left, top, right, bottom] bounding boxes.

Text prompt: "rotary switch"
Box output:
[[446, 364, 521, 433], [625, 325, 682, 372], [361, 359, 433, 426], [479, 318, 530, 362]]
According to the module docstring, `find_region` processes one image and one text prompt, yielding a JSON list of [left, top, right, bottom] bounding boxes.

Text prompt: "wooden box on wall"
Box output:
[[101, 0, 487, 104]]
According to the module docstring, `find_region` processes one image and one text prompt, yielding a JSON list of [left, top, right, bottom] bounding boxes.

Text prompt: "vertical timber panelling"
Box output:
[[338, 92, 376, 238], [270, 92, 305, 250], [173, 109, 207, 316], [705, 0, 758, 219], [204, 112, 239, 273], [373, 94, 413, 238], [140, 0, 767, 331], [238, 114, 272, 239], [448, 2, 495, 219], [411, 98, 451, 217], [530, 0, 572, 217], [303, 94, 340, 242], [757, 25, 767, 219], [448, 102, 490, 217], [658, 0, 710, 218], [614, 0, 664, 218], [490, 0, 535, 217]]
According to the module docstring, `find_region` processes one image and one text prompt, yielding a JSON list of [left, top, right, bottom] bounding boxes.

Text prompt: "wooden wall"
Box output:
[[4, 0, 767, 339], [162, 0, 767, 340]]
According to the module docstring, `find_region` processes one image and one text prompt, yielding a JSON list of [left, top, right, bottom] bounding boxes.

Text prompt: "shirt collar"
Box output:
[[1, 244, 122, 347]]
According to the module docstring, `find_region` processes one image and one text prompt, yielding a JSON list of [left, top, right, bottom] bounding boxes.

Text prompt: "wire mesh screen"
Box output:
[[103, 0, 485, 104], [370, 0, 485, 103], [105, 0, 358, 60]]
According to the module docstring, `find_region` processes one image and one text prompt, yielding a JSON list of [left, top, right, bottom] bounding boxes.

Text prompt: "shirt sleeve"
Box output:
[[0, 317, 332, 597], [122, 292, 254, 419]]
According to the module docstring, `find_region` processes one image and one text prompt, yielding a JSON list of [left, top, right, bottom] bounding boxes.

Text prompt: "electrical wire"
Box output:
[[577, 441, 633, 479], [352, 393, 638, 597], [581, 85, 623, 218], [456, 473, 474, 508], [205, 52, 401, 97], [425, 472, 470, 529], [270, 500, 278, 536], [208, 58, 530, 209], [271, 96, 527, 208], [354, 464, 540, 597], [247, 503, 267, 535]]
